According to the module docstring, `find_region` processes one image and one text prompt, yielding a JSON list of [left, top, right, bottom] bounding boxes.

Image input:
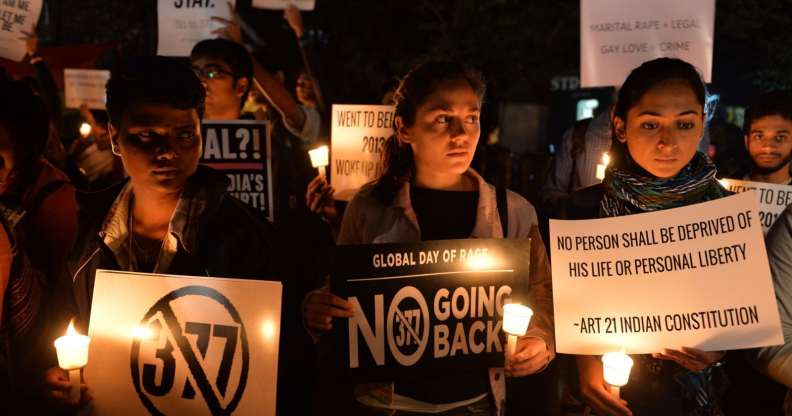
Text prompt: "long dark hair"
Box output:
[[372, 61, 486, 204], [609, 57, 708, 170]]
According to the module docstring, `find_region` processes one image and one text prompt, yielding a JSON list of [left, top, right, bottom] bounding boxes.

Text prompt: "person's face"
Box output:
[[191, 57, 247, 119], [0, 123, 15, 194], [110, 103, 201, 194], [744, 115, 792, 174], [295, 72, 315, 105], [397, 79, 481, 178], [613, 79, 704, 179]]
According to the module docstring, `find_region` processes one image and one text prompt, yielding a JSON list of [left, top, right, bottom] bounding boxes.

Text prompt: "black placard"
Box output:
[[331, 238, 531, 382]]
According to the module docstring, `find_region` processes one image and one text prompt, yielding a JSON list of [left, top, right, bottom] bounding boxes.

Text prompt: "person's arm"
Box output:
[[748, 205, 792, 387], [284, 5, 327, 115]]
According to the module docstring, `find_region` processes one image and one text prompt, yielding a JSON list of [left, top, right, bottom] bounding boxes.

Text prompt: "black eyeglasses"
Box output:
[[192, 65, 235, 80]]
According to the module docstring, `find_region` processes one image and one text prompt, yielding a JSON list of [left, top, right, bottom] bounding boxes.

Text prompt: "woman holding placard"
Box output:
[[567, 58, 729, 416], [302, 61, 555, 415]]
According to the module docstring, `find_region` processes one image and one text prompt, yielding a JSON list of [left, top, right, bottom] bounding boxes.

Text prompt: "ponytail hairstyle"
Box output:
[[609, 57, 708, 171], [372, 61, 486, 204]]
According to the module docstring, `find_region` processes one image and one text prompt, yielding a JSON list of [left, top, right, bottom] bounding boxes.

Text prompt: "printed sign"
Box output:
[[86, 270, 282, 416], [0, 0, 42, 62], [330, 104, 395, 201], [251, 0, 315, 11], [331, 239, 530, 381], [720, 178, 792, 233], [64, 69, 111, 110], [580, 0, 715, 87], [157, 0, 236, 57], [550, 191, 784, 354], [201, 120, 273, 221]]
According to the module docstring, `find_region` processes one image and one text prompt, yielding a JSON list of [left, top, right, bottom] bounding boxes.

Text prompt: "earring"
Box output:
[[111, 142, 121, 156]]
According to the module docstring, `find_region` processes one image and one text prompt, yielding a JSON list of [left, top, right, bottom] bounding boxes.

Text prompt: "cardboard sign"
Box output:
[[0, 0, 42, 62], [331, 239, 530, 382], [251, 0, 314, 11], [201, 120, 273, 222], [720, 178, 792, 233], [330, 104, 395, 201], [550, 191, 783, 354], [157, 0, 236, 57], [86, 270, 282, 416], [580, 0, 715, 87], [64, 69, 111, 110]]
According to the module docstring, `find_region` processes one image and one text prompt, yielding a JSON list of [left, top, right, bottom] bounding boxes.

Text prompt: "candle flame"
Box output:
[[602, 153, 610, 166], [66, 320, 77, 336], [718, 178, 729, 188], [467, 253, 494, 270], [79, 122, 92, 138]]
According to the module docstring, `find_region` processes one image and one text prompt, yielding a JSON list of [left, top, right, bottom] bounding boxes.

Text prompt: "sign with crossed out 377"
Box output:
[[87, 270, 281, 415]]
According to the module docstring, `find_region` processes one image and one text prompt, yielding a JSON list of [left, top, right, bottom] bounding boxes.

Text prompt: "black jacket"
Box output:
[[61, 165, 278, 332]]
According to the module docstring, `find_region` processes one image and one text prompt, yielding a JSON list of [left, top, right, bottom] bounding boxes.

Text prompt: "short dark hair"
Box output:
[[743, 91, 792, 136], [0, 80, 49, 171], [190, 38, 253, 101], [105, 56, 205, 127]]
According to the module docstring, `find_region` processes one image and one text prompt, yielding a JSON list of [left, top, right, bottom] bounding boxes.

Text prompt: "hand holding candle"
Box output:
[[602, 351, 633, 399], [54, 321, 90, 402], [502, 303, 533, 363], [595, 152, 610, 181], [309, 145, 329, 177]]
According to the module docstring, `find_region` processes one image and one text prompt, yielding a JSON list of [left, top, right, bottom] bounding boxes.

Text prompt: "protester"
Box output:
[[43, 56, 277, 410], [567, 58, 730, 416], [742, 91, 792, 184], [0, 80, 78, 413], [302, 61, 555, 415]]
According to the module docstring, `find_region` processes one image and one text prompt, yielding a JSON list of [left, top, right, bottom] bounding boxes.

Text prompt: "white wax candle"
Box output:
[[54, 321, 89, 403], [502, 303, 533, 336], [595, 153, 610, 180], [309, 145, 329, 169], [602, 351, 633, 398]]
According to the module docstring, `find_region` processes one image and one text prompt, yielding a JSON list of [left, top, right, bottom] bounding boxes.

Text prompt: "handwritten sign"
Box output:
[[550, 192, 783, 354], [720, 178, 792, 233], [201, 120, 273, 222], [0, 0, 42, 62], [251, 0, 314, 11], [86, 270, 281, 416], [157, 0, 236, 57], [331, 239, 529, 381], [330, 104, 395, 201], [580, 0, 715, 87], [64, 69, 111, 110]]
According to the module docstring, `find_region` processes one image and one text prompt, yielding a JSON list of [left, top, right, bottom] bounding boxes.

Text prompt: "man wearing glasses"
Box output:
[[743, 92, 792, 185]]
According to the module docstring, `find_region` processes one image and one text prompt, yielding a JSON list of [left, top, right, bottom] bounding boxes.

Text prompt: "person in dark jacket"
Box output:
[[568, 58, 730, 416], [42, 56, 277, 411]]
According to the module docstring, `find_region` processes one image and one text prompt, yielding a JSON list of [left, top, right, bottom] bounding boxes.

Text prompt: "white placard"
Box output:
[[550, 192, 783, 354], [64, 69, 111, 110], [157, 0, 236, 57], [252, 0, 314, 11], [721, 178, 792, 233], [86, 270, 281, 416], [0, 0, 42, 62], [580, 0, 715, 87], [330, 104, 395, 201]]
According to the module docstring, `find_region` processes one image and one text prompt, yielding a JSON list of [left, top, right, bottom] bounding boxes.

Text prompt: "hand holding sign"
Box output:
[[19, 28, 36, 57], [210, 2, 241, 43], [303, 287, 354, 334], [652, 346, 724, 372]]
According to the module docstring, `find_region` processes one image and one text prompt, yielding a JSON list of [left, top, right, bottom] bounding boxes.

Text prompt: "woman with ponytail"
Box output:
[[302, 61, 554, 415], [568, 58, 729, 416]]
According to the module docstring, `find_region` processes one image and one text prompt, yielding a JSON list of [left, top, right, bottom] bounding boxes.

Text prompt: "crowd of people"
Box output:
[[1, 4, 792, 416]]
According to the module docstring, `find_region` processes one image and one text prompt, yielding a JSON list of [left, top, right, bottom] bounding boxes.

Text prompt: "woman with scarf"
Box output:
[[568, 58, 729, 416]]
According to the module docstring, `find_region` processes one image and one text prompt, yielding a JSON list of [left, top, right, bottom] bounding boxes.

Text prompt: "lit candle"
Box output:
[[502, 303, 533, 363], [54, 321, 90, 401], [718, 178, 730, 189], [595, 153, 610, 181], [309, 145, 329, 177], [79, 122, 92, 138], [601, 351, 633, 399]]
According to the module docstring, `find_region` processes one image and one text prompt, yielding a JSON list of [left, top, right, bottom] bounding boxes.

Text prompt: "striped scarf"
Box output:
[[600, 152, 728, 216]]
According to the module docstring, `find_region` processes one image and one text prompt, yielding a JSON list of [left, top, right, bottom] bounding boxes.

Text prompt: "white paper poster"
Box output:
[[0, 0, 42, 62], [330, 104, 395, 201], [252, 0, 314, 11], [157, 0, 236, 57], [550, 192, 783, 354], [580, 0, 715, 87], [721, 178, 792, 233], [64, 69, 111, 110], [86, 270, 281, 416]]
